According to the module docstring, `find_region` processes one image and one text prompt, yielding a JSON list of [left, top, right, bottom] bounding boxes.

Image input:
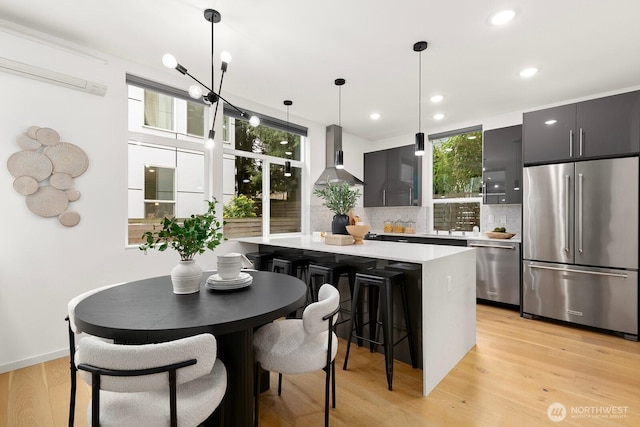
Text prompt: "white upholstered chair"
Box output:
[[253, 284, 340, 427], [66, 283, 124, 426], [76, 333, 227, 427]]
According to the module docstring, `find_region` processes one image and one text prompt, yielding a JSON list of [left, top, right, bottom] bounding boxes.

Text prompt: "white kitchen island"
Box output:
[[234, 235, 476, 396]]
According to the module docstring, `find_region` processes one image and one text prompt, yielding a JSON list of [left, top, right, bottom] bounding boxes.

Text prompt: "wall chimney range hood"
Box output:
[[314, 124, 365, 186]]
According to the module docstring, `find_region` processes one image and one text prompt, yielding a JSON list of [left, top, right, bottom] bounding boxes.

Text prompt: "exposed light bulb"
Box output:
[[206, 129, 215, 148], [162, 54, 177, 69], [188, 85, 203, 99], [249, 116, 260, 127], [220, 51, 232, 64]]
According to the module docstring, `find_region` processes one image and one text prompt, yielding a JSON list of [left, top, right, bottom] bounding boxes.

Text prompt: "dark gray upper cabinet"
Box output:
[[523, 90, 640, 165], [483, 125, 522, 204], [364, 144, 421, 207]]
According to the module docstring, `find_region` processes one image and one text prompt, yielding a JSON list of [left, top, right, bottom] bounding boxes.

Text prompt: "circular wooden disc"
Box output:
[[59, 210, 81, 227], [27, 126, 41, 139], [43, 142, 89, 177], [50, 172, 73, 190], [17, 133, 41, 150], [7, 150, 53, 181], [26, 186, 69, 217], [36, 127, 61, 146], [66, 189, 81, 202], [13, 176, 39, 195]]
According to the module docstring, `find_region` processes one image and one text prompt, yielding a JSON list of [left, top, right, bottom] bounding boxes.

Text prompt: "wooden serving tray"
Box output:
[[325, 234, 355, 246], [484, 232, 516, 239]]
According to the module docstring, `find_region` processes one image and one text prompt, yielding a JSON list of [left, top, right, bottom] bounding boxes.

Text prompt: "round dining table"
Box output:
[[74, 270, 307, 427]]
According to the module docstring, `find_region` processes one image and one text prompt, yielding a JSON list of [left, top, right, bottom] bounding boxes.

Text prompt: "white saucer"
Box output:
[[205, 272, 252, 291], [207, 271, 251, 284]]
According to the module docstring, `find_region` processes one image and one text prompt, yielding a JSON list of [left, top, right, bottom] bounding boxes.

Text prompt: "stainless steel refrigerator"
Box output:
[[522, 157, 639, 339]]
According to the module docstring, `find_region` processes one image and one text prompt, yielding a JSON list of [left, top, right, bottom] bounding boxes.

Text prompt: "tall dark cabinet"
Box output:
[[523, 90, 640, 165], [483, 124, 522, 204], [364, 144, 421, 207]]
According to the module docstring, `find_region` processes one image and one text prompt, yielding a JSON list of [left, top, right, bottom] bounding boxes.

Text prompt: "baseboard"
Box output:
[[0, 348, 69, 374]]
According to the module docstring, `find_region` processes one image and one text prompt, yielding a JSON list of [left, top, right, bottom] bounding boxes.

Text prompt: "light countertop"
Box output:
[[369, 230, 521, 243], [233, 235, 473, 264]]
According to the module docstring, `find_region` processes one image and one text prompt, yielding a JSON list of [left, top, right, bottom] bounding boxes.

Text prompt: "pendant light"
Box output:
[[162, 9, 260, 147], [284, 161, 292, 177], [413, 41, 428, 156], [280, 100, 292, 145], [334, 78, 345, 169]]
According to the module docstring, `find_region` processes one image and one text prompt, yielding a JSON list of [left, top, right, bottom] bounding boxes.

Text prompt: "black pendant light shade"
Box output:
[[334, 150, 344, 169], [415, 132, 425, 156], [284, 160, 292, 177], [334, 78, 346, 169], [414, 41, 428, 156]]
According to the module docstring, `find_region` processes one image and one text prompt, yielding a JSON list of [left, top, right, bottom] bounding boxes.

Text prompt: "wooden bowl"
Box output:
[[484, 231, 516, 239], [346, 224, 371, 245]]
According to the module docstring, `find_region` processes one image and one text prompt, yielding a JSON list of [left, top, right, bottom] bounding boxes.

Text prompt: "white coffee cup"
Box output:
[[217, 253, 254, 279]]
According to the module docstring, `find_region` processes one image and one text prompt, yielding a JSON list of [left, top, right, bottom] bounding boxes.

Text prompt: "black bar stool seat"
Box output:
[[342, 269, 416, 391], [244, 252, 275, 271]]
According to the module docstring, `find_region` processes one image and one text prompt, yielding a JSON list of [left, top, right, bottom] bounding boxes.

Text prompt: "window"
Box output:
[[127, 78, 208, 245], [222, 113, 305, 238], [430, 127, 482, 232]]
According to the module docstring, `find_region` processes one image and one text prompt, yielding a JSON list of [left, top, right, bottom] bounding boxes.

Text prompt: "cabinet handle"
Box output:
[[469, 243, 516, 250], [409, 187, 413, 206], [569, 130, 574, 157], [579, 128, 584, 156], [383, 189, 386, 206], [564, 174, 570, 253], [529, 263, 628, 278]]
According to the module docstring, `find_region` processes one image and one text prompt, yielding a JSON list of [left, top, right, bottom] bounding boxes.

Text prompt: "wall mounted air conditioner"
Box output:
[[0, 57, 107, 96]]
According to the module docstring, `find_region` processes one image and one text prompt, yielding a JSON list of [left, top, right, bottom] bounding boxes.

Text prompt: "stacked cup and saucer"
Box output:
[[206, 253, 255, 291]]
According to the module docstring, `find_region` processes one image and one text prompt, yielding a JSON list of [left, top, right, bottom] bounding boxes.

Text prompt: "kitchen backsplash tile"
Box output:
[[481, 204, 522, 236]]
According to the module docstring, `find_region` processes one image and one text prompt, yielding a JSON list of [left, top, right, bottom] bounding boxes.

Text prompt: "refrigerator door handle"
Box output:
[[564, 174, 570, 252], [578, 173, 583, 253], [529, 263, 629, 279]]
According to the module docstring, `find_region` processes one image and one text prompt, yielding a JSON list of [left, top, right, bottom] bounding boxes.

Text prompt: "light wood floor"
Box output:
[[2, 304, 639, 426]]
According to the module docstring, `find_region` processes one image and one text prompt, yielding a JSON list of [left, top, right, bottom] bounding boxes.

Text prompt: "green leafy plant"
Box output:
[[313, 181, 361, 215], [223, 194, 257, 218], [139, 199, 225, 261]]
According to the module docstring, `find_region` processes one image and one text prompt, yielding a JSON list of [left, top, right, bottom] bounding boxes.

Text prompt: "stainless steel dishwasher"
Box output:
[[467, 239, 521, 306]]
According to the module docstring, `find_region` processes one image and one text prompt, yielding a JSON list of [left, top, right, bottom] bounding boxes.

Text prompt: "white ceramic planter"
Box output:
[[171, 260, 202, 294]]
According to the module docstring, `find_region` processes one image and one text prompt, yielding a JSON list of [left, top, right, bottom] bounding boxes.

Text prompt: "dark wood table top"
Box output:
[[74, 270, 308, 343]]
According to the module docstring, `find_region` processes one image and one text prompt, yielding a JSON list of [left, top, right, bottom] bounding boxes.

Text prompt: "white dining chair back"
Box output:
[[253, 283, 340, 426], [76, 333, 226, 427]]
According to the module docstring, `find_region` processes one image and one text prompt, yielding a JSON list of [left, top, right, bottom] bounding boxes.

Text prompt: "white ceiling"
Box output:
[[1, 0, 639, 141]]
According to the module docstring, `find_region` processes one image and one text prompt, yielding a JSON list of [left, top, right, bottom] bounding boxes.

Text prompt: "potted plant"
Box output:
[[139, 199, 224, 294], [314, 181, 361, 234]]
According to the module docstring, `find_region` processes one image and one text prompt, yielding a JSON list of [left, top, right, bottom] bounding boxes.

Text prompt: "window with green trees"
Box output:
[[223, 116, 303, 237], [431, 128, 482, 231]]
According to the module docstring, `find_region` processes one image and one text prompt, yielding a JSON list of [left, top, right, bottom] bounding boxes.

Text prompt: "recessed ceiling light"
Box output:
[[433, 113, 445, 120], [370, 112, 381, 120], [430, 94, 444, 103], [520, 67, 538, 78], [545, 119, 557, 125], [491, 10, 515, 26]]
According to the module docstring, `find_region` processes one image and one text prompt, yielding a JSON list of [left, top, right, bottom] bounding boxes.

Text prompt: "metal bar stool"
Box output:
[[244, 252, 275, 271], [307, 261, 353, 324], [342, 269, 416, 390], [271, 255, 312, 302]]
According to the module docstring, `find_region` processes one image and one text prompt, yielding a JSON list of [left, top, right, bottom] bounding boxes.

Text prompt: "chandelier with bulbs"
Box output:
[[162, 9, 260, 146]]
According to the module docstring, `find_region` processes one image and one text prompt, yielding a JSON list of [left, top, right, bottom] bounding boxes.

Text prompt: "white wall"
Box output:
[[0, 26, 329, 372]]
